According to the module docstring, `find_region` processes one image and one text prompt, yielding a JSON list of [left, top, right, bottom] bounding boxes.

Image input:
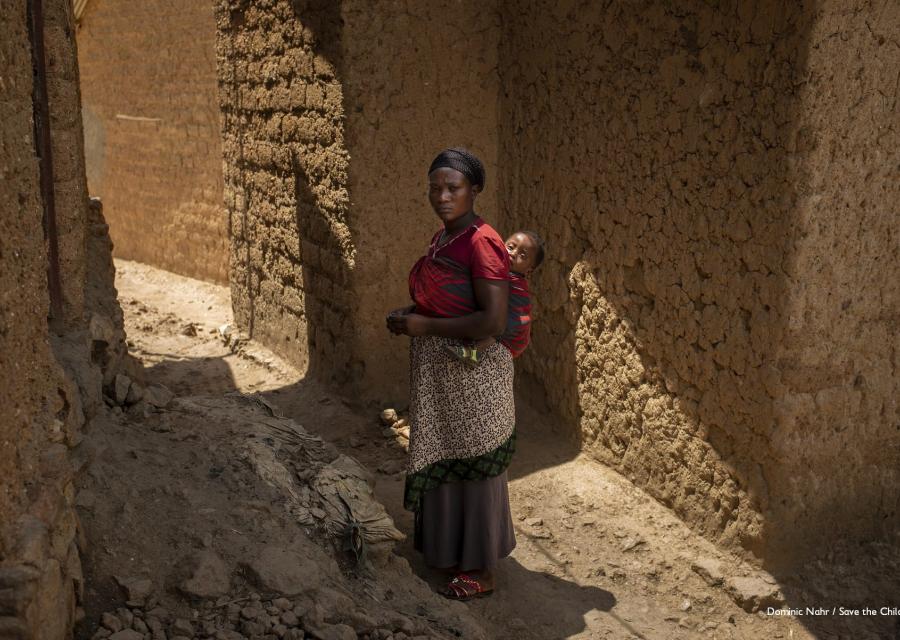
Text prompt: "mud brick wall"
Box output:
[[499, 0, 898, 561], [214, 0, 500, 392], [215, 0, 355, 380], [213, 0, 896, 563], [0, 0, 62, 567], [45, 0, 89, 328], [767, 0, 899, 560], [77, 0, 229, 284], [340, 0, 501, 402], [0, 1, 106, 636]]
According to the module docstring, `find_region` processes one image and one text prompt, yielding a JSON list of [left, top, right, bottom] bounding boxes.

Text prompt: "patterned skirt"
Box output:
[[403, 336, 516, 512]]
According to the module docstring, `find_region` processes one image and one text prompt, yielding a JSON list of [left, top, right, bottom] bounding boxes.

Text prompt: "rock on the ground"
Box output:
[[181, 323, 198, 336], [90, 312, 117, 344], [304, 622, 356, 640], [170, 619, 195, 637], [621, 536, 644, 551], [144, 384, 174, 408], [241, 546, 320, 596], [146, 606, 171, 622], [127, 400, 153, 419], [116, 608, 134, 628], [114, 374, 132, 405], [691, 557, 725, 586], [180, 550, 231, 598], [376, 459, 405, 475], [88, 312, 116, 345], [125, 381, 144, 404], [348, 610, 378, 634], [379, 408, 397, 425], [109, 631, 144, 640], [725, 575, 784, 613], [102, 612, 123, 632], [240, 620, 265, 635]]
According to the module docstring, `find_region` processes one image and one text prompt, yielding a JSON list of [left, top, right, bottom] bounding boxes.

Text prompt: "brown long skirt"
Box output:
[[414, 471, 516, 571]]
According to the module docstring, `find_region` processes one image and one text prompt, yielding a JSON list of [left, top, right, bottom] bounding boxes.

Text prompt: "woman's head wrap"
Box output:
[[428, 148, 485, 190]]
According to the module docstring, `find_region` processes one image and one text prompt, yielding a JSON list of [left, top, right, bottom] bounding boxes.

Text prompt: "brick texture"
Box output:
[[499, 0, 899, 561], [210, 0, 897, 565], [215, 0, 355, 379], [0, 1, 113, 636], [77, 0, 229, 284]]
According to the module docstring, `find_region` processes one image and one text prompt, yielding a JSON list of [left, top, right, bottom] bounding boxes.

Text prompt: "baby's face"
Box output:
[[505, 232, 538, 274]]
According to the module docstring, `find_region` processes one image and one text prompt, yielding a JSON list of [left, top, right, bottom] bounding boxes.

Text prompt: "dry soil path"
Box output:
[[111, 260, 827, 640]]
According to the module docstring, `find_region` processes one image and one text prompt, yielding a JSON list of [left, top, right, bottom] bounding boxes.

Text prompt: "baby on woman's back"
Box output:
[[444, 229, 545, 366]]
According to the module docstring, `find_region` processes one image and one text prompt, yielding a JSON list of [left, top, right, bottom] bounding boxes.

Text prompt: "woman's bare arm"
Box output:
[[386, 278, 508, 339]]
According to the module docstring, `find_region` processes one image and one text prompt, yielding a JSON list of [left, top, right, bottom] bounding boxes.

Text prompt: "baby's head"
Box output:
[[505, 230, 544, 276]]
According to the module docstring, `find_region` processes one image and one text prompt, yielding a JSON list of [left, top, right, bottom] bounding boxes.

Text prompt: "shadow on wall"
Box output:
[[289, 0, 344, 69], [502, 0, 804, 558], [289, 153, 359, 385], [217, 0, 357, 387], [502, 1, 899, 636]]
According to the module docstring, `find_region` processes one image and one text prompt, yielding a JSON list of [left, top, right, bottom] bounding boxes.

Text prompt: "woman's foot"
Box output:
[[441, 571, 494, 601]]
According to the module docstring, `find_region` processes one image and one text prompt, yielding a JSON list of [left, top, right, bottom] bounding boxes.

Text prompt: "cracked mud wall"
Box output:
[[212, 0, 894, 563], [767, 0, 899, 561], [501, 0, 796, 556], [499, 0, 898, 562], [0, 0, 63, 579], [2, 2, 85, 637], [44, 0, 89, 329], [214, 0, 500, 397], [341, 0, 501, 402], [77, 0, 229, 285], [215, 0, 355, 381], [1, 1, 129, 636]]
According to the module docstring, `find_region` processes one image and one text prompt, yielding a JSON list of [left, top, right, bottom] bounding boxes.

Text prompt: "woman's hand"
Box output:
[[387, 312, 430, 337], [399, 279, 508, 340], [386, 304, 415, 335], [387, 304, 416, 318]]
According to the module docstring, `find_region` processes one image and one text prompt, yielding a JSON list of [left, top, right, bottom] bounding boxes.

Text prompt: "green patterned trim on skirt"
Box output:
[[403, 430, 516, 512]]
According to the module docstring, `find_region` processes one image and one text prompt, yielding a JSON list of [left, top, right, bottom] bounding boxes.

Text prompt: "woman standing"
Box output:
[[386, 148, 516, 600]]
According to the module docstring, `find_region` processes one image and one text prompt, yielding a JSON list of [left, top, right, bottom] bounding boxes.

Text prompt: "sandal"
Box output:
[[441, 573, 494, 601]]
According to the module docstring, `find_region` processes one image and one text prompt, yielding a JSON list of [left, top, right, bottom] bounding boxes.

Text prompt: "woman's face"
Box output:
[[428, 167, 480, 227]]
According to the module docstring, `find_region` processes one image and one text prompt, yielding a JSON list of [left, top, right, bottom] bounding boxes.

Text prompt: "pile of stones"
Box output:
[[103, 373, 173, 418], [91, 592, 434, 640]]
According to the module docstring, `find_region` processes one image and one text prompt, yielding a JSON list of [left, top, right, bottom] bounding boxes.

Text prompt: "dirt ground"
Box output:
[[74, 260, 891, 640]]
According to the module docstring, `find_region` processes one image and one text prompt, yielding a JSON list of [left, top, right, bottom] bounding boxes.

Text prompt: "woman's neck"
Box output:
[[444, 210, 477, 234]]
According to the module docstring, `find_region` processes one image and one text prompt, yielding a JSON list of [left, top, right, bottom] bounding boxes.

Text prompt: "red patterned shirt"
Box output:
[[409, 217, 509, 319], [408, 217, 531, 358]]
